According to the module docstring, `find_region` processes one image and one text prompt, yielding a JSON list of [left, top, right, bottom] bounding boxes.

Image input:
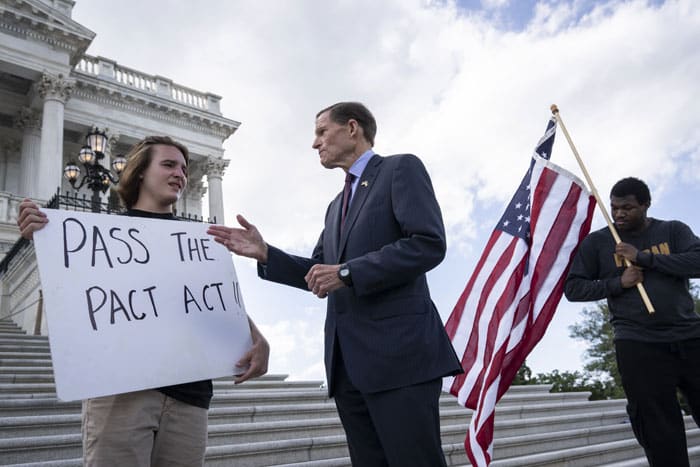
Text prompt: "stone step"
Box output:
[[0, 413, 81, 438], [0, 434, 82, 464], [0, 359, 53, 367], [0, 336, 49, 345], [602, 443, 700, 466], [205, 435, 351, 467], [0, 373, 321, 390], [0, 341, 50, 349], [215, 379, 325, 391], [0, 374, 59, 384], [0, 384, 587, 414], [201, 422, 653, 467], [0, 398, 79, 417], [0, 366, 54, 375], [0, 402, 629, 442], [0, 380, 328, 395], [487, 426, 700, 466], [441, 409, 631, 444], [0, 329, 30, 335], [0, 462, 81, 467], [0, 322, 21, 327], [0, 383, 57, 394], [444, 422, 646, 465], [269, 459, 351, 467], [0, 393, 626, 424], [0, 352, 54, 359], [5, 422, 698, 467], [489, 384, 553, 394]]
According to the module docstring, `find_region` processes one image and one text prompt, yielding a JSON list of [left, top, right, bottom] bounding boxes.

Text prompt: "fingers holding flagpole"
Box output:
[[550, 104, 655, 314]]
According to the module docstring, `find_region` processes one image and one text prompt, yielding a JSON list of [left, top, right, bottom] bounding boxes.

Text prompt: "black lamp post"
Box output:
[[63, 128, 127, 212]]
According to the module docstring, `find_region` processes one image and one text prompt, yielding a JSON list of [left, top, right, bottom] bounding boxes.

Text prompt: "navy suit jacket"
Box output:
[[259, 154, 463, 395]]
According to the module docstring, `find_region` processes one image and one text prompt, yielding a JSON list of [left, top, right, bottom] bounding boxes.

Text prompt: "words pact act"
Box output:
[[61, 217, 243, 331]]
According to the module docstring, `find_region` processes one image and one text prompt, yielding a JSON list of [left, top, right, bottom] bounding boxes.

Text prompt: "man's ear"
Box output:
[[348, 119, 361, 139]]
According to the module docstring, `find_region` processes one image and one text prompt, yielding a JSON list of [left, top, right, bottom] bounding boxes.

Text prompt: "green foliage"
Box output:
[[513, 365, 624, 400], [512, 362, 533, 385], [568, 302, 624, 398]]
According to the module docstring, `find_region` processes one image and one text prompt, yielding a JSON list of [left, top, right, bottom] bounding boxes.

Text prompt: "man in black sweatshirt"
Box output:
[[565, 177, 700, 467]]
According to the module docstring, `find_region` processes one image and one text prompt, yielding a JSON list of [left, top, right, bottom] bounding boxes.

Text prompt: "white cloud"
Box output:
[[258, 316, 325, 382], [482, 0, 511, 9], [71, 0, 700, 380]]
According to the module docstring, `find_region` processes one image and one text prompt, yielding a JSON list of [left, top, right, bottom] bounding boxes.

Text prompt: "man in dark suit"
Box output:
[[208, 101, 463, 467]]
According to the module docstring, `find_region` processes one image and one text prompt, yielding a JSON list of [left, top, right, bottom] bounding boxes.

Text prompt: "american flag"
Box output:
[[442, 117, 596, 466]]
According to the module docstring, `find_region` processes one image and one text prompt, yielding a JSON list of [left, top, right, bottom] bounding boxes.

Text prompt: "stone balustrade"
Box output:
[[0, 191, 21, 225], [75, 55, 221, 114]]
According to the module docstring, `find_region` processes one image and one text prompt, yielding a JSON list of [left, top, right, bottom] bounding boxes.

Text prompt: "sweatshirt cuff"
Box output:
[[635, 251, 654, 268], [606, 277, 624, 296]]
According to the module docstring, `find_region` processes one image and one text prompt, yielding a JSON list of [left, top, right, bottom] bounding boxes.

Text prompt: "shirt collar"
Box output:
[[348, 149, 375, 180]]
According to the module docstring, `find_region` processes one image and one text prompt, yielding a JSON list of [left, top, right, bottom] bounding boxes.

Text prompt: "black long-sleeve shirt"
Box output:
[[127, 209, 213, 409], [565, 218, 700, 342]]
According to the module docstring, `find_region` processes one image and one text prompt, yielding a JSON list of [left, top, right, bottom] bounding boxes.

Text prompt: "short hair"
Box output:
[[610, 177, 651, 205], [116, 136, 189, 209], [316, 101, 377, 146]]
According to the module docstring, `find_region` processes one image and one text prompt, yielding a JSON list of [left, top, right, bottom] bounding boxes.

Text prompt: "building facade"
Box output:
[[0, 0, 239, 333]]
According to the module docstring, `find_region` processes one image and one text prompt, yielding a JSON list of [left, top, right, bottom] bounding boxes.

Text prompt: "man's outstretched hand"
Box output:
[[208, 214, 268, 263]]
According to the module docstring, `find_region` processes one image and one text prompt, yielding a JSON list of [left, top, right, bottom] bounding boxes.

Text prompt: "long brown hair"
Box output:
[[116, 136, 189, 209]]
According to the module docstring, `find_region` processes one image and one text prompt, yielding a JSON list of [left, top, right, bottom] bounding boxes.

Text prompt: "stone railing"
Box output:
[[0, 191, 22, 225], [74, 55, 221, 114]]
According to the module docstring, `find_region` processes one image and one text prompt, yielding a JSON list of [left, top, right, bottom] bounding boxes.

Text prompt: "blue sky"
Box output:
[[454, 0, 666, 31], [70, 0, 700, 382]]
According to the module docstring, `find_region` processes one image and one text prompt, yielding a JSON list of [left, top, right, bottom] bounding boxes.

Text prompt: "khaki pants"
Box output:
[[82, 389, 207, 467]]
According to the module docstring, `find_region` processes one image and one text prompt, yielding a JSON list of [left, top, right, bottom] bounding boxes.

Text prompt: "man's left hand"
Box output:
[[305, 264, 344, 298], [615, 242, 639, 263], [234, 320, 270, 384]]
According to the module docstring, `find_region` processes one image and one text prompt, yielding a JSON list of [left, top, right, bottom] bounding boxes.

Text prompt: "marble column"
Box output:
[[0, 139, 20, 223], [13, 107, 43, 199], [185, 180, 207, 219], [36, 73, 74, 202], [0, 144, 7, 192], [205, 158, 229, 224]]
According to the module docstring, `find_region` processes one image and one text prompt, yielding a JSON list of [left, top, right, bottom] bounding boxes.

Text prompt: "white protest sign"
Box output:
[[33, 209, 252, 401]]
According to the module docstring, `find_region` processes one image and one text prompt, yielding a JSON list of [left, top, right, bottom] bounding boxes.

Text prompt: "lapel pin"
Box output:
[[361, 180, 369, 187]]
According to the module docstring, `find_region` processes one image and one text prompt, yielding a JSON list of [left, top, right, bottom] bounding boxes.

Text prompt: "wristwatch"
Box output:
[[337, 263, 353, 287]]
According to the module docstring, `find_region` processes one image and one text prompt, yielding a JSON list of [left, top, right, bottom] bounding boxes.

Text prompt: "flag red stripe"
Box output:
[[465, 250, 526, 408], [445, 229, 502, 338], [449, 235, 519, 399]]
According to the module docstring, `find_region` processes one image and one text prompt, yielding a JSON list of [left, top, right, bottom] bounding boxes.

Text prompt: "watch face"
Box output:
[[340, 268, 350, 278]]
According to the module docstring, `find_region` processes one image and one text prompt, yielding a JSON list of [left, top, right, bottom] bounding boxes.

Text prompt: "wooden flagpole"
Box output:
[[550, 104, 654, 314]]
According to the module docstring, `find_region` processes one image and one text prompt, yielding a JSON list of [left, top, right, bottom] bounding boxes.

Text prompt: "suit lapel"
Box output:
[[327, 193, 343, 260], [336, 155, 383, 262]]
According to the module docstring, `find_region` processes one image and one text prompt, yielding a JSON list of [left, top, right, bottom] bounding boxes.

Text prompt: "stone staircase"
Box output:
[[1, 317, 700, 466]]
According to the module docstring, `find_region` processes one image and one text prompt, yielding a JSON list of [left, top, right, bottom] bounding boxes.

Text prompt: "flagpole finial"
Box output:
[[550, 104, 559, 115]]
